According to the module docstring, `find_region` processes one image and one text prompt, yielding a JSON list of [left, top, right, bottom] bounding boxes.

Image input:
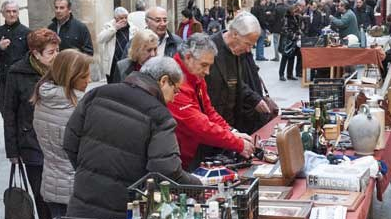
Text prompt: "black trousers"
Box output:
[[295, 48, 302, 77], [25, 165, 52, 219], [0, 75, 6, 115], [279, 55, 295, 77]]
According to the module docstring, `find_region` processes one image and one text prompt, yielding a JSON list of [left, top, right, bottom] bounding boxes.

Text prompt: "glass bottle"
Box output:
[[179, 193, 188, 219], [146, 178, 156, 217], [208, 201, 219, 219], [156, 181, 178, 219], [193, 204, 202, 219], [301, 125, 313, 151], [133, 201, 141, 219], [312, 102, 327, 155], [126, 202, 133, 219], [360, 25, 367, 48]]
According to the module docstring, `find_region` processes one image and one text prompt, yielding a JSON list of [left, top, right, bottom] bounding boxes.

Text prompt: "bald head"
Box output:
[[145, 7, 168, 38]]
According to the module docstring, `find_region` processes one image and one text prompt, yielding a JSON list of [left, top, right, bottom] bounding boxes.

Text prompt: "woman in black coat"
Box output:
[[4, 28, 61, 219], [278, 4, 301, 81]]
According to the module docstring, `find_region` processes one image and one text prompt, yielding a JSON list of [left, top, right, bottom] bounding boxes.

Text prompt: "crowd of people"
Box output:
[[0, 0, 390, 218]]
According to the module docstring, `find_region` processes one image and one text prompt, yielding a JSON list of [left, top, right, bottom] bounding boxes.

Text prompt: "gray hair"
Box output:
[[135, 0, 146, 11], [178, 33, 218, 59], [140, 57, 183, 83], [1, 0, 19, 13], [54, 0, 72, 8], [228, 11, 261, 36], [145, 6, 167, 21], [114, 7, 128, 17]]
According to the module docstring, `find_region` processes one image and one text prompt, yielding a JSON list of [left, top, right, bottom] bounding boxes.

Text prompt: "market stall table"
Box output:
[[300, 47, 385, 87], [247, 115, 391, 219]]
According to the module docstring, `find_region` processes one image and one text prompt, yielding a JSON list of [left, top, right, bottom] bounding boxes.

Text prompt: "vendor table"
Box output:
[[249, 115, 391, 219], [300, 47, 385, 87]]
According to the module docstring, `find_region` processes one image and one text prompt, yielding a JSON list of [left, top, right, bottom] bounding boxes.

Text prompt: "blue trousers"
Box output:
[[256, 29, 266, 60]]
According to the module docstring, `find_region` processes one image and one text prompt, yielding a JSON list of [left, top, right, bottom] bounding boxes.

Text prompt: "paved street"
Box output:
[[0, 42, 390, 218]]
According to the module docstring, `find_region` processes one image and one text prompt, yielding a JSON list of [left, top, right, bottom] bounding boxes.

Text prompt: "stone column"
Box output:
[[0, 0, 29, 26]]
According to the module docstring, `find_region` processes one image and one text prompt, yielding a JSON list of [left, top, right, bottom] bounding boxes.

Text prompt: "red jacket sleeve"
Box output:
[[168, 86, 243, 153]]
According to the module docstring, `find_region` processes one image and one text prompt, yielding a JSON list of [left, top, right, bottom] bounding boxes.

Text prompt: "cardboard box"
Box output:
[[307, 164, 370, 192]]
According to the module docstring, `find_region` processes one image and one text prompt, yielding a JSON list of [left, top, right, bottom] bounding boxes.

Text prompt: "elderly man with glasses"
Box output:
[[122, 6, 182, 59], [168, 33, 256, 171]]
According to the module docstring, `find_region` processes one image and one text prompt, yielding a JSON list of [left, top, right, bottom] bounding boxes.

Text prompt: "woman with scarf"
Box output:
[[31, 49, 93, 218], [4, 28, 61, 219], [177, 8, 203, 40]]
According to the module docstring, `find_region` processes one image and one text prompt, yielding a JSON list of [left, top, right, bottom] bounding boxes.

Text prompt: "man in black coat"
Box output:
[[209, 0, 226, 30], [269, 0, 288, 61], [353, 0, 375, 30], [303, 1, 323, 37], [206, 12, 270, 135], [64, 57, 200, 219], [48, 0, 93, 55], [0, 1, 30, 113]]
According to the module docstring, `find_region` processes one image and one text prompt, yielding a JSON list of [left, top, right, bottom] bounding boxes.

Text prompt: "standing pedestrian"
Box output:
[[0, 0, 30, 114], [31, 49, 92, 219], [48, 0, 93, 55], [4, 28, 61, 219], [98, 7, 129, 83]]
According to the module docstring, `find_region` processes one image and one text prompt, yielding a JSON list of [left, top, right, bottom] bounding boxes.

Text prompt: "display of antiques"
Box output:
[[258, 200, 313, 219], [127, 172, 259, 218], [258, 186, 293, 201], [299, 189, 364, 211]]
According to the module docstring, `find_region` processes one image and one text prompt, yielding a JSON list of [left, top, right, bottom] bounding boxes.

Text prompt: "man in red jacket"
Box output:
[[168, 33, 255, 171]]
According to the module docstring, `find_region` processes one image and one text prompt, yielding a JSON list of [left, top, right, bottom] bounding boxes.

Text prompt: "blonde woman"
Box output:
[[31, 49, 93, 218], [112, 29, 158, 83]]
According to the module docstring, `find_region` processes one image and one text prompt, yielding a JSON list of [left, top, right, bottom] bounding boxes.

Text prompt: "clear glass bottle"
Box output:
[[132, 201, 141, 219], [193, 204, 202, 219], [208, 201, 219, 219]]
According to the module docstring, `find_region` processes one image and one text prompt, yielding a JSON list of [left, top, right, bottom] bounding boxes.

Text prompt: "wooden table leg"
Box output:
[[330, 66, 334, 79], [301, 67, 310, 87]]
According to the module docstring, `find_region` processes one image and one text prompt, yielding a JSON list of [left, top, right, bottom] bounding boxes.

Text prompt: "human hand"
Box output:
[[0, 36, 11, 50], [255, 100, 271, 113], [233, 131, 253, 143], [239, 139, 255, 159], [9, 157, 19, 164], [114, 19, 128, 30]]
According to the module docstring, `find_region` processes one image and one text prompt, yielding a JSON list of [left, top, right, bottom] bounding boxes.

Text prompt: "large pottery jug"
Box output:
[[348, 104, 380, 155]]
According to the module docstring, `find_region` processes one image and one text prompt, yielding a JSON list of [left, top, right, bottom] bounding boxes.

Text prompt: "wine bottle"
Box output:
[[145, 178, 156, 217], [156, 181, 178, 219]]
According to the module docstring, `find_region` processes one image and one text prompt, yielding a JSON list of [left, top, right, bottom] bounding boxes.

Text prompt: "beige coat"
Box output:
[[97, 19, 117, 76]]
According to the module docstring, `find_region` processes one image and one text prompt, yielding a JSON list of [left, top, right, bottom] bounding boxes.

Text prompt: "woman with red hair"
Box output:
[[4, 28, 61, 219]]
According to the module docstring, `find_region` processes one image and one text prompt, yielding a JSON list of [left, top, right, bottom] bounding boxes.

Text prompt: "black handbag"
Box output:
[[3, 159, 35, 219], [279, 35, 297, 57]]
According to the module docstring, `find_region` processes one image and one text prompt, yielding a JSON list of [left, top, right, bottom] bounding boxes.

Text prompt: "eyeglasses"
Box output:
[[147, 16, 168, 24], [168, 77, 180, 94]]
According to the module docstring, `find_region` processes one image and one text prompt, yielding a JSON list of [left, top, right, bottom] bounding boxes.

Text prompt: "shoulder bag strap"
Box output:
[[259, 76, 270, 97], [17, 158, 29, 192], [8, 163, 16, 189]]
